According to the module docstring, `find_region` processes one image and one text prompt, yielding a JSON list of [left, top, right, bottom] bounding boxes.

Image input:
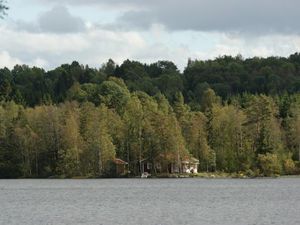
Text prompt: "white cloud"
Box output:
[[2, 20, 300, 71], [32, 58, 49, 68], [0, 23, 149, 69], [1, 4, 300, 72], [0, 51, 48, 69], [193, 34, 300, 61], [0, 51, 23, 69]]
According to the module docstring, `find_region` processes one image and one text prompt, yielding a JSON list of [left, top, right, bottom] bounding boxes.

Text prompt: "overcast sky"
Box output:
[[1, 0, 300, 70]]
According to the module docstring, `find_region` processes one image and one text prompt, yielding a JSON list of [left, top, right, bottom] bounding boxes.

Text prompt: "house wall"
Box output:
[[141, 161, 199, 174], [182, 163, 199, 173]]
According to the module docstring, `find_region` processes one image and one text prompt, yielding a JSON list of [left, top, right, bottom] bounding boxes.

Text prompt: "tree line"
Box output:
[[2, 54, 300, 109], [1, 55, 300, 177]]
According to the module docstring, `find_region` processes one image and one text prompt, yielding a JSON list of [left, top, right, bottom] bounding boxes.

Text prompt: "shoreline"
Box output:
[[2, 173, 300, 179]]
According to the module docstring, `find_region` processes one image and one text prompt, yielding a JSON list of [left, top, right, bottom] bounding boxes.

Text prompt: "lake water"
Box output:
[[0, 178, 300, 225]]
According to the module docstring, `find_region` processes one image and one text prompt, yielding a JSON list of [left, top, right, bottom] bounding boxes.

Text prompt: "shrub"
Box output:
[[295, 161, 300, 174], [258, 153, 281, 176], [283, 159, 296, 175], [245, 169, 255, 177]]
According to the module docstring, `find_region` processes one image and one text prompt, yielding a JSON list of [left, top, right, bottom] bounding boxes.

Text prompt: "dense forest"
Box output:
[[1, 54, 300, 178]]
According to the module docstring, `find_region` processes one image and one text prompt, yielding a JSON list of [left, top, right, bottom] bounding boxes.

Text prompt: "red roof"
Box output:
[[114, 158, 128, 165]]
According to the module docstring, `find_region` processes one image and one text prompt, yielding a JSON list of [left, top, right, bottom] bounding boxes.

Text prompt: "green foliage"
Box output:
[[213, 103, 255, 172], [283, 155, 296, 175], [201, 88, 221, 112], [245, 95, 282, 156], [1, 55, 300, 177], [99, 78, 130, 113], [258, 153, 281, 176], [2, 54, 300, 108]]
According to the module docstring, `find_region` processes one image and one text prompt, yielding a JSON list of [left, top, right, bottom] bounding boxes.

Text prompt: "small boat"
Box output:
[[141, 172, 150, 178]]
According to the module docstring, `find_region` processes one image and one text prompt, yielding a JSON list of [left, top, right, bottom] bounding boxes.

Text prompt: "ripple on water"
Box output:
[[0, 178, 300, 225]]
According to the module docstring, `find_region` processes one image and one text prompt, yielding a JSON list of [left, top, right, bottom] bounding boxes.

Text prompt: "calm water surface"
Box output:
[[0, 178, 300, 225]]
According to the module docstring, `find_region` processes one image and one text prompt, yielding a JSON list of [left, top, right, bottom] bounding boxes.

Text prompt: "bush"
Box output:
[[258, 153, 281, 176], [295, 161, 300, 174], [283, 159, 296, 175], [245, 169, 255, 178]]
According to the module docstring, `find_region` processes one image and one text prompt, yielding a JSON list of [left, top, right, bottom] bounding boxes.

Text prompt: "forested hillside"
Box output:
[[1, 54, 300, 178]]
